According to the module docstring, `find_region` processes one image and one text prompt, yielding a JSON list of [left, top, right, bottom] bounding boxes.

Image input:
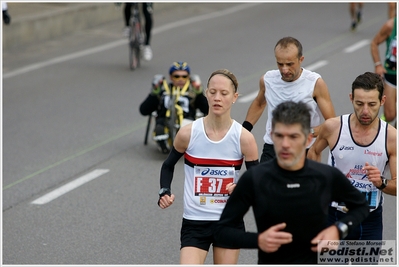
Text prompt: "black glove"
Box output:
[[3, 10, 11, 25]]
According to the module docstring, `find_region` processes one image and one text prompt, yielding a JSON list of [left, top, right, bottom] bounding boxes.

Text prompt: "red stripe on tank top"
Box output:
[[184, 153, 243, 167]]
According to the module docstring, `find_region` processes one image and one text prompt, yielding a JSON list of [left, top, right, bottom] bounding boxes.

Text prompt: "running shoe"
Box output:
[[142, 45, 153, 61], [351, 21, 357, 31]]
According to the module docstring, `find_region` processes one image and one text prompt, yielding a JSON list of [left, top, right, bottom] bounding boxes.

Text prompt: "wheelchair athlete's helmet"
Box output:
[[169, 61, 190, 75]]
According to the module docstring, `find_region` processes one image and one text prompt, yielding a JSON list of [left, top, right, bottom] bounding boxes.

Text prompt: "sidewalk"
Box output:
[[2, 3, 123, 51]]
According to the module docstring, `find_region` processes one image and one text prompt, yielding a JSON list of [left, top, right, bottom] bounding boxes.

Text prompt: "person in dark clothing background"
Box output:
[[2, 2, 11, 25], [140, 61, 208, 153], [123, 3, 153, 61]]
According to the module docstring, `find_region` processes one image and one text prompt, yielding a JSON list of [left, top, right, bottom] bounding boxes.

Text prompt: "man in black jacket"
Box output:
[[215, 101, 369, 264]]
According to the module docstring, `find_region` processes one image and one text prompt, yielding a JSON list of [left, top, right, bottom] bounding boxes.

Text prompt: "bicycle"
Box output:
[[128, 3, 144, 70]]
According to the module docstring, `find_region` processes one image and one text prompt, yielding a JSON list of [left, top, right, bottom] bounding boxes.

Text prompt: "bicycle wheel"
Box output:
[[129, 42, 140, 70], [166, 99, 178, 148], [129, 23, 140, 70]]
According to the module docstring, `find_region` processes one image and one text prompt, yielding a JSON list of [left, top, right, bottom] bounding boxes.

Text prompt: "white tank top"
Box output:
[[183, 117, 244, 220], [329, 114, 389, 212], [263, 68, 323, 147]]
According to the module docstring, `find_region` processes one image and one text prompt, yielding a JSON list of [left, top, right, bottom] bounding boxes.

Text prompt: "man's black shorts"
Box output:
[[180, 218, 245, 251], [384, 73, 397, 87]]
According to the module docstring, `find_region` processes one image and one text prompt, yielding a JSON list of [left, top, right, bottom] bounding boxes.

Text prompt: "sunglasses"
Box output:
[[172, 75, 188, 79]]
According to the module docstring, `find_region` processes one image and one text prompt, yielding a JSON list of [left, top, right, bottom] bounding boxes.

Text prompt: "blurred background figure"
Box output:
[[2, 1, 11, 25], [349, 2, 363, 31], [123, 3, 153, 61], [139, 61, 208, 154], [370, 16, 397, 126]]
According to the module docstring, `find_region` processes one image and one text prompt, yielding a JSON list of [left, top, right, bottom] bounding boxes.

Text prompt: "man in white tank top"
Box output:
[[308, 72, 397, 241], [242, 37, 336, 162]]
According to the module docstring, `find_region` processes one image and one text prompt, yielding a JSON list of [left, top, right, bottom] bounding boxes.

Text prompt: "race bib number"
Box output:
[[349, 178, 380, 210], [194, 166, 235, 197]]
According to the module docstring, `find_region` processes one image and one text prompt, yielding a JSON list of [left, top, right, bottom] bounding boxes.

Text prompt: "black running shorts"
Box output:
[[180, 218, 244, 251], [384, 73, 397, 87]]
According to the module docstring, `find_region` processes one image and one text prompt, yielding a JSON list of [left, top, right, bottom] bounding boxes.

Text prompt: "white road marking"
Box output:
[[304, 60, 329, 71], [3, 41, 126, 79], [238, 91, 259, 103], [31, 169, 109, 205], [3, 3, 260, 79], [238, 60, 329, 103], [343, 39, 370, 53]]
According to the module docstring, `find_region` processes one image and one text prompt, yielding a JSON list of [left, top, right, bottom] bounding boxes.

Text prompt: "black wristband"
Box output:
[[245, 160, 259, 170], [242, 121, 253, 132]]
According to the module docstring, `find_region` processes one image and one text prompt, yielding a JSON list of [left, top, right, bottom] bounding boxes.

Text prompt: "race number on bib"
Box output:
[[194, 166, 235, 197]]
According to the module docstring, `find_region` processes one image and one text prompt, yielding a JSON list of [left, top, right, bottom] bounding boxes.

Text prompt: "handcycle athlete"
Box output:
[[139, 61, 209, 154]]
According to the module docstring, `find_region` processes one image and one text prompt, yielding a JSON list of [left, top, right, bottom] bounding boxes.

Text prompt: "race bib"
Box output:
[[332, 178, 380, 212], [194, 166, 235, 197], [349, 178, 380, 210]]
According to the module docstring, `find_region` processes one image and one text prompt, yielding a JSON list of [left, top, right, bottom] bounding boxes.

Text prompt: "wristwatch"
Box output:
[[335, 221, 349, 240], [158, 188, 171, 197], [310, 128, 315, 137], [377, 177, 388, 190]]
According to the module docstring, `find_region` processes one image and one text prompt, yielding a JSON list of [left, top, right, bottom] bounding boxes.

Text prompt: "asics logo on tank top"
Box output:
[[201, 168, 210, 175], [201, 168, 228, 176]]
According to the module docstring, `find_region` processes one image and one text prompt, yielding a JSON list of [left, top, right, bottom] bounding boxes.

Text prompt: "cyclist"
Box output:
[[123, 3, 153, 61], [139, 61, 209, 154]]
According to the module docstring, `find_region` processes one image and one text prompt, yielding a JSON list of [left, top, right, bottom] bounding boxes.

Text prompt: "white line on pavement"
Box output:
[[3, 41, 126, 79], [305, 60, 329, 71], [238, 60, 329, 103], [343, 39, 370, 53], [238, 91, 259, 103], [31, 169, 109, 205], [3, 3, 260, 79]]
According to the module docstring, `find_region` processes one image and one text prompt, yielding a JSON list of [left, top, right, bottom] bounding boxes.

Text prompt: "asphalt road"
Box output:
[[3, 2, 396, 265]]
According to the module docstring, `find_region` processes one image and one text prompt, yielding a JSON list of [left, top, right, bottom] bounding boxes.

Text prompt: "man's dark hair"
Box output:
[[272, 101, 311, 135], [274, 37, 303, 58], [352, 72, 384, 101]]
